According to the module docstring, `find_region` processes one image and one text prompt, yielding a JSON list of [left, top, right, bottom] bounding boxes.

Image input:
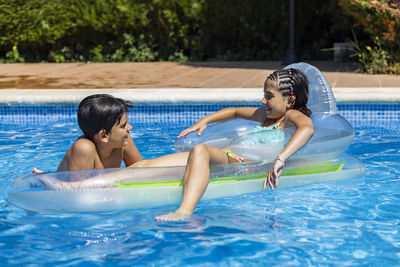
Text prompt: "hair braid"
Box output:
[[267, 68, 312, 117]]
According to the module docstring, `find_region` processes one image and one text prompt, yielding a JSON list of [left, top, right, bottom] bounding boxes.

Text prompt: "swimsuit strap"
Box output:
[[263, 116, 285, 130], [272, 116, 285, 130]]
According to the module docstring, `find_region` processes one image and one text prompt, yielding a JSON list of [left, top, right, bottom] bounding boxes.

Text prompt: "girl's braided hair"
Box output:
[[267, 68, 312, 117]]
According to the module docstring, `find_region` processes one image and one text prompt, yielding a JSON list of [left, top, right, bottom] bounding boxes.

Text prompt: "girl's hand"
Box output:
[[263, 158, 285, 190], [177, 121, 207, 138]]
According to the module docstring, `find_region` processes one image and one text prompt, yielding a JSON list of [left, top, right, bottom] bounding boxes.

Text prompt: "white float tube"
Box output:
[[8, 154, 364, 213]]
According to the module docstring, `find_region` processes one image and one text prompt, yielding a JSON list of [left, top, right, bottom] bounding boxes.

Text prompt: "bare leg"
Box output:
[[129, 152, 189, 168], [154, 145, 229, 221]]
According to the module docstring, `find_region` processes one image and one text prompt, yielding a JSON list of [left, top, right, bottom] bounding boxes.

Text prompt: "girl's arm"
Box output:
[[264, 109, 314, 190], [178, 107, 265, 138], [276, 109, 314, 161]]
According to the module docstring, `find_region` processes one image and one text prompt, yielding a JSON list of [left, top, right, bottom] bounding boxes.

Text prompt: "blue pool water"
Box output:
[[0, 103, 399, 266]]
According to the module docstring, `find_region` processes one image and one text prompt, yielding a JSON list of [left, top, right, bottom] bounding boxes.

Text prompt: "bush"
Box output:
[[339, 0, 400, 74], [1, 45, 25, 63], [0, 0, 201, 62], [0, 0, 361, 63]]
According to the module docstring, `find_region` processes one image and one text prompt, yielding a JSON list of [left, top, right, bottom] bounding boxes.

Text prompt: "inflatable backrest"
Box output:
[[285, 62, 338, 115], [229, 63, 354, 161]]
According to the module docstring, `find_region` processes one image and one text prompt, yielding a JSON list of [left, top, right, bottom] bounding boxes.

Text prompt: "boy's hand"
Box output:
[[263, 159, 284, 191], [177, 122, 207, 138]]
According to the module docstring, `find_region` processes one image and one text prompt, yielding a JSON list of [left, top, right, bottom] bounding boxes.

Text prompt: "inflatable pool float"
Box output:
[[8, 154, 363, 213], [175, 62, 355, 162], [7, 62, 365, 213]]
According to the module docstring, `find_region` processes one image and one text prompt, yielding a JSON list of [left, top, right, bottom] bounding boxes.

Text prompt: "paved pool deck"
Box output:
[[0, 61, 399, 103]]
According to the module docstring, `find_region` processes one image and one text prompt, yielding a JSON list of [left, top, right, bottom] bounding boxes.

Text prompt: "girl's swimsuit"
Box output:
[[243, 116, 287, 145], [222, 150, 246, 162], [223, 116, 287, 162]]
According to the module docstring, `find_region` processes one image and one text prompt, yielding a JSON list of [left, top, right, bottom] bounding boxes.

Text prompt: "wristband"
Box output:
[[275, 158, 286, 165]]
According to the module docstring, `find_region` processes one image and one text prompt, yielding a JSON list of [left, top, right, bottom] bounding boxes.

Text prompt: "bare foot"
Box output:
[[154, 211, 191, 222], [38, 175, 77, 190], [32, 168, 43, 173]]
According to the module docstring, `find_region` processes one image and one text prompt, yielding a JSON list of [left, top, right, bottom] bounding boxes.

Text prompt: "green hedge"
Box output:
[[339, 0, 400, 73], [0, 0, 358, 63]]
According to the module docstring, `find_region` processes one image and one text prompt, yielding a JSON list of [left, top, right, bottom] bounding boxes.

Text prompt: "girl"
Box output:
[[154, 68, 314, 221]]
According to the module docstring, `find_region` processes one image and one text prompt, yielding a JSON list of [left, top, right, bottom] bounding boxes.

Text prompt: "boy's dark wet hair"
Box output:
[[78, 94, 132, 139], [267, 68, 312, 117]]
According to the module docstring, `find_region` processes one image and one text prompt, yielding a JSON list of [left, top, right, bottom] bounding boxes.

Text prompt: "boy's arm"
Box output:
[[123, 135, 143, 167]]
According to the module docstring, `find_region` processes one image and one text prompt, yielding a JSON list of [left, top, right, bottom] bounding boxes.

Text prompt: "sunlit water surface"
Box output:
[[0, 112, 399, 266]]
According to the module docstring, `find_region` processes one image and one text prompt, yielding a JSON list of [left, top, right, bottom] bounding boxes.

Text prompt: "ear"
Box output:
[[96, 129, 109, 144], [287, 95, 296, 109]]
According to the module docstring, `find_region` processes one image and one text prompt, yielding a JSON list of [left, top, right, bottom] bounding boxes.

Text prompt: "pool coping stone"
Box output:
[[0, 88, 398, 104]]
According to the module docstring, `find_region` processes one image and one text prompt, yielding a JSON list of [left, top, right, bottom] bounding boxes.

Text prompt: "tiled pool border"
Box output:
[[1, 102, 399, 128], [1, 88, 399, 127]]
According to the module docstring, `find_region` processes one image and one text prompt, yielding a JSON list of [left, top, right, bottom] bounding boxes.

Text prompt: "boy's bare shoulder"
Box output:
[[57, 137, 98, 171], [71, 137, 97, 155]]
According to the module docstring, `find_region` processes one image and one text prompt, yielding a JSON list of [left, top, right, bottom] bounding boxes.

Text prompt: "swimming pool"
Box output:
[[1, 103, 399, 265]]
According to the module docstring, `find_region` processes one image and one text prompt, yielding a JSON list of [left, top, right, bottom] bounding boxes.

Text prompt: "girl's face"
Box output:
[[261, 81, 292, 119]]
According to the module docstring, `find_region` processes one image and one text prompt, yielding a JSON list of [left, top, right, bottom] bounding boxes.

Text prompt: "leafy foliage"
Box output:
[[1, 0, 395, 74], [339, 0, 400, 73], [0, 0, 201, 62]]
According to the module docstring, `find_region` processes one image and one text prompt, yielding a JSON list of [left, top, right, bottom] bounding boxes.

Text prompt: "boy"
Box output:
[[33, 94, 143, 172]]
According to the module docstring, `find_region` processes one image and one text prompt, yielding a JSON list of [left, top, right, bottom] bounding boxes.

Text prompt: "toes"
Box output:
[[154, 211, 191, 222]]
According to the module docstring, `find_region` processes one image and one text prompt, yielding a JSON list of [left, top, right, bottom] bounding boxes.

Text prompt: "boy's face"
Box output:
[[108, 113, 132, 147]]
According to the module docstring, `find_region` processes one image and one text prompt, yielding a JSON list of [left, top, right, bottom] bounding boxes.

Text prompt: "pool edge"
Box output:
[[0, 88, 399, 104]]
